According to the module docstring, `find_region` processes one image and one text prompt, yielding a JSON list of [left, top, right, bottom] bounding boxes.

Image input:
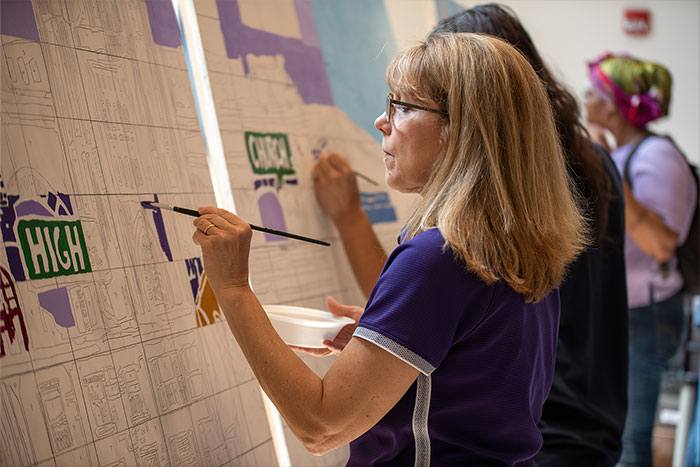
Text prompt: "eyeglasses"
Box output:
[[385, 92, 448, 122]]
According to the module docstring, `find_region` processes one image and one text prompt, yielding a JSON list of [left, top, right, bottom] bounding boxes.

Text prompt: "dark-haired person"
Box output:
[[193, 33, 586, 465], [311, 4, 628, 466], [585, 52, 696, 467]]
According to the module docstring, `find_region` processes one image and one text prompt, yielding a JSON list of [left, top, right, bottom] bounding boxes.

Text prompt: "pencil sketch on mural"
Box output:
[[1, 0, 276, 465]]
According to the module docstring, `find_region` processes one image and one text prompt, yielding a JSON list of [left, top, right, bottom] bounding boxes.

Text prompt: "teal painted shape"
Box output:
[[434, 0, 465, 21], [445, 0, 465, 18], [309, 0, 397, 143]]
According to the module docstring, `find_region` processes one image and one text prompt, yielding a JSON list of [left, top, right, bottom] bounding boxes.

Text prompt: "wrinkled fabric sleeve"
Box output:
[[630, 138, 697, 243], [353, 230, 491, 375]]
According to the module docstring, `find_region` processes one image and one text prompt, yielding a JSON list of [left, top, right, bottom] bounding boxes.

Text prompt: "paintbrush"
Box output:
[[353, 171, 379, 186], [142, 202, 330, 247]]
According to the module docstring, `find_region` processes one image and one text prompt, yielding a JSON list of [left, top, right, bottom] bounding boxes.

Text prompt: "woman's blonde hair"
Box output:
[[388, 33, 588, 303]]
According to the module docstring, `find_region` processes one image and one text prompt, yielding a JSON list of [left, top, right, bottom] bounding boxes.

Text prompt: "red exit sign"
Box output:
[[623, 9, 651, 36]]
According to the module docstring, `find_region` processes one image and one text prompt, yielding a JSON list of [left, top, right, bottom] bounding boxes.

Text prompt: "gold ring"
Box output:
[[204, 223, 215, 235]]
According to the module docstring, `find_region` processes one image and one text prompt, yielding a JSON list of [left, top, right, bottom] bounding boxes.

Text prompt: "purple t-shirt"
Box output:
[[611, 136, 696, 307], [349, 229, 560, 466]]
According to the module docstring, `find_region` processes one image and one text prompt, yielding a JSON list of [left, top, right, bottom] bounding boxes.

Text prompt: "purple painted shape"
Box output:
[[144, 0, 181, 48], [46, 192, 56, 211], [15, 200, 52, 218], [185, 257, 203, 302], [5, 248, 25, 282], [0, 0, 39, 42], [215, 0, 333, 106], [43, 192, 72, 216], [294, 0, 320, 48], [141, 194, 173, 261], [38, 288, 75, 328], [0, 193, 25, 281], [57, 193, 73, 215], [257, 193, 288, 243], [254, 178, 276, 191]]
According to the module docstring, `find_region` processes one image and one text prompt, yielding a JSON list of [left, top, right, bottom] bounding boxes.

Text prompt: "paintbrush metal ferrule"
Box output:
[[146, 202, 199, 217]]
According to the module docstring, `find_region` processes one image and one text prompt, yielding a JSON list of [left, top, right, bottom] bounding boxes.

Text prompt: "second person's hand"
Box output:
[[290, 296, 363, 356], [312, 152, 364, 226]]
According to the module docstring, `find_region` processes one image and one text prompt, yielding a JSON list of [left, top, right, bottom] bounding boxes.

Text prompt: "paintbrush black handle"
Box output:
[[249, 224, 330, 246], [173, 206, 201, 217], [166, 205, 329, 246]]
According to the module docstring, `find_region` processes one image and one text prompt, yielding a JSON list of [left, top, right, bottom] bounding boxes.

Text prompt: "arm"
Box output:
[[622, 181, 678, 263], [335, 208, 387, 299], [193, 208, 419, 454], [313, 153, 387, 298], [622, 138, 696, 264]]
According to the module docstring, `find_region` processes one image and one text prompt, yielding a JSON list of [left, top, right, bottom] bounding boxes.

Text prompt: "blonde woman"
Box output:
[[193, 33, 586, 465]]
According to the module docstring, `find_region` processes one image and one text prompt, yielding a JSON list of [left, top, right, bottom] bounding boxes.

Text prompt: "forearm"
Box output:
[[625, 195, 678, 262], [193, 206, 406, 454], [334, 209, 388, 299], [216, 286, 338, 449]]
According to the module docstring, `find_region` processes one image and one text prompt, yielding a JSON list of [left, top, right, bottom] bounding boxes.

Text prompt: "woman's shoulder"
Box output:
[[630, 135, 691, 178], [635, 135, 683, 161], [402, 228, 444, 247], [642, 134, 680, 152], [397, 229, 457, 263], [390, 229, 470, 277]]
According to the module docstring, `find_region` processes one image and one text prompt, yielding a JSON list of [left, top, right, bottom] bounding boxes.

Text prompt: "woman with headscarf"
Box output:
[[585, 53, 697, 466]]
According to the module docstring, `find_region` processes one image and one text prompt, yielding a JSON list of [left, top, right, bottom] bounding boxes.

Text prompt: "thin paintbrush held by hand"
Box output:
[[353, 171, 379, 186], [142, 201, 330, 246]]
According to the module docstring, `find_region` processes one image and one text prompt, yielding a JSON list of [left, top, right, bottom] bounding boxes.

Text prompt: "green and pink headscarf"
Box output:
[[588, 52, 672, 128]]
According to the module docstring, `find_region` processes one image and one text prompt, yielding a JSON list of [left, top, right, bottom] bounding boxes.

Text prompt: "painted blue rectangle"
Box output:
[[361, 192, 397, 224]]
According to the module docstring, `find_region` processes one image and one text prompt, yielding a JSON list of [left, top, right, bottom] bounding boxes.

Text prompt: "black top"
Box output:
[[536, 144, 629, 466]]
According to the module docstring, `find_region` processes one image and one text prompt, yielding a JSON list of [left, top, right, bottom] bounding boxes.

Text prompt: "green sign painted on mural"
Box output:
[[17, 219, 91, 279], [244, 131, 295, 186]]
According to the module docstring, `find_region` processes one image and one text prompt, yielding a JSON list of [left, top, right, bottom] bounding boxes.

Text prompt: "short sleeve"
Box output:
[[630, 138, 697, 242], [353, 229, 493, 375]]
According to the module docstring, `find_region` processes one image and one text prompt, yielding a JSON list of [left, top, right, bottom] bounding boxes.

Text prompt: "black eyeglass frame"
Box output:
[[385, 92, 448, 122]]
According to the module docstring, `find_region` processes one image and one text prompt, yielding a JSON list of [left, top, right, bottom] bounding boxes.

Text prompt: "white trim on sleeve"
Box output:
[[353, 327, 435, 375]]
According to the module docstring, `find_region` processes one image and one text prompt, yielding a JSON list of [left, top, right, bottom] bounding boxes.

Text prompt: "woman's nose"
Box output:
[[375, 112, 390, 136]]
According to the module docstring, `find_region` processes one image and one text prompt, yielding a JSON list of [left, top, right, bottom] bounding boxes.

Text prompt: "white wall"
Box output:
[[385, 0, 700, 163]]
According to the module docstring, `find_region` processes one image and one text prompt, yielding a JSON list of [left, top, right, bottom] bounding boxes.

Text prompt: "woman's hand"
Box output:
[[290, 296, 363, 356], [192, 206, 252, 293], [313, 152, 363, 226]]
